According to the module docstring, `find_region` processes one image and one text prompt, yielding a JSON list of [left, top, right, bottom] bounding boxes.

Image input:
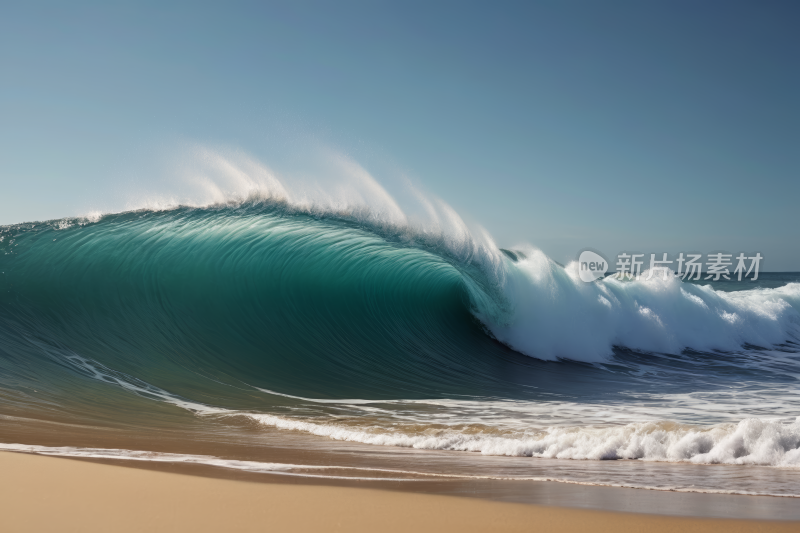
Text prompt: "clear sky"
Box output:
[[1, 1, 798, 269]]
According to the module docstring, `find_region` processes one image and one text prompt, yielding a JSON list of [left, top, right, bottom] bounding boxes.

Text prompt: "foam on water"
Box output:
[[240, 413, 800, 467], [483, 249, 800, 362], [58, 354, 800, 470]]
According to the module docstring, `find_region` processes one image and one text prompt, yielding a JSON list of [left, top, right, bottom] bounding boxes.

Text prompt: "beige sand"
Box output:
[[0, 451, 797, 533]]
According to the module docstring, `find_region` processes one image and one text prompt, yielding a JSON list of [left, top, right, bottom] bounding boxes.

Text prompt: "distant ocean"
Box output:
[[2, 195, 799, 500]]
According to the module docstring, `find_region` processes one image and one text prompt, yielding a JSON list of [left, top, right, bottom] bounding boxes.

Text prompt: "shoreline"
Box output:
[[2, 451, 800, 532], [4, 415, 800, 521], [4, 415, 800, 520]]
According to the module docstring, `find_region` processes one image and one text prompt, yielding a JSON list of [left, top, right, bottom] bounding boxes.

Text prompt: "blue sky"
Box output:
[[1, 1, 798, 269]]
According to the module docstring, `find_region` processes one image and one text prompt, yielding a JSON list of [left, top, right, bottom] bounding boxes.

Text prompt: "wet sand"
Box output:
[[2, 451, 799, 533]]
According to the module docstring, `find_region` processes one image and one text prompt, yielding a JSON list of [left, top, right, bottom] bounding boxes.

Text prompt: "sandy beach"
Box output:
[[1, 451, 797, 533]]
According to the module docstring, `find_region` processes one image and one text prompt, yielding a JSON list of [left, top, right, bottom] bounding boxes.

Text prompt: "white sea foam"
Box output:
[[242, 413, 800, 467], [481, 249, 800, 362]]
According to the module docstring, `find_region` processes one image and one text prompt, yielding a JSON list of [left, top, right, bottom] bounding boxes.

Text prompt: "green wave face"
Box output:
[[0, 204, 557, 419]]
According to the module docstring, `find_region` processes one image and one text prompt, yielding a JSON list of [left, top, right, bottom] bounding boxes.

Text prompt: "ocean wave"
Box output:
[[2, 203, 799, 369], [3, 149, 800, 500]]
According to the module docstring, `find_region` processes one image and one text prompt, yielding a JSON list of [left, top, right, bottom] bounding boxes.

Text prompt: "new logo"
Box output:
[[578, 250, 608, 282]]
